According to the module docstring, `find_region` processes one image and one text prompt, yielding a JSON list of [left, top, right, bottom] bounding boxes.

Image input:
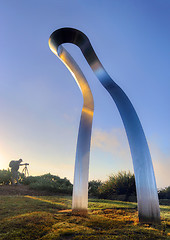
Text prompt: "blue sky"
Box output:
[[0, 1, 169, 188]]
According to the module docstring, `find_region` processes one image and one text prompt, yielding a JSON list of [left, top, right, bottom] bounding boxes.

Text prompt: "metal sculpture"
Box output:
[[50, 45, 94, 214], [49, 28, 160, 223]]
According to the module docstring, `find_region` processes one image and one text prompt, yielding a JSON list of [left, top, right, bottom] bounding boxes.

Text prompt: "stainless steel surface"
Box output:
[[51, 44, 94, 213], [49, 28, 160, 223]]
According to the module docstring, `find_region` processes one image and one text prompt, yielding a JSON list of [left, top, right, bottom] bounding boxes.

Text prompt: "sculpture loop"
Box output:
[[49, 28, 160, 223]]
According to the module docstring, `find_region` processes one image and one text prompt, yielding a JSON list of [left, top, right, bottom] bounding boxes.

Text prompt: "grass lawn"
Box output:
[[0, 195, 169, 239]]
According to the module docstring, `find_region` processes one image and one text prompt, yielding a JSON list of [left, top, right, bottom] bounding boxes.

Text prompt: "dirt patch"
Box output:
[[0, 185, 56, 196]]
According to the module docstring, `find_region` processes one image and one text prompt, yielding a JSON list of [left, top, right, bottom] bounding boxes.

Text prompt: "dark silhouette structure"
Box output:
[[22, 163, 29, 177], [9, 159, 28, 184]]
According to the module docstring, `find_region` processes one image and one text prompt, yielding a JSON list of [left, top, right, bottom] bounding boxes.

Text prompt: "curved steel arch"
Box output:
[[55, 45, 94, 214], [49, 28, 160, 223]]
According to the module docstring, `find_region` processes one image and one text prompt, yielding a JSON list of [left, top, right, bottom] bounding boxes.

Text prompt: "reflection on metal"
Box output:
[[49, 28, 160, 223], [51, 44, 94, 214]]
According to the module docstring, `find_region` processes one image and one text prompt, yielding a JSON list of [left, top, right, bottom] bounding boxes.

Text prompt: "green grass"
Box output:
[[0, 195, 169, 239]]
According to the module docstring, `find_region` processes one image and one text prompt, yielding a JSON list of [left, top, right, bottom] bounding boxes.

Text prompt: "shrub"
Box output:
[[0, 169, 25, 185], [158, 186, 170, 199], [88, 180, 102, 198], [98, 171, 136, 201], [22, 173, 73, 194], [0, 169, 12, 185]]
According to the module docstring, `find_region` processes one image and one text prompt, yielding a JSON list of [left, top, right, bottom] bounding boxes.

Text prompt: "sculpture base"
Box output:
[[72, 209, 88, 216], [139, 215, 161, 224]]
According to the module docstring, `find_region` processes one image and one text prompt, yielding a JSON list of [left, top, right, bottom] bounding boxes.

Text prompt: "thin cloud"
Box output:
[[91, 128, 131, 159], [149, 142, 170, 189], [91, 128, 169, 188]]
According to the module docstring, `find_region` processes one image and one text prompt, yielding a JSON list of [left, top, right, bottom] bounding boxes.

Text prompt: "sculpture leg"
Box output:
[[72, 107, 93, 215], [105, 85, 160, 223], [55, 46, 94, 215]]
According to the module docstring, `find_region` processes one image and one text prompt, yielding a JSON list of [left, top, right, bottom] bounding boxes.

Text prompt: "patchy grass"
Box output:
[[0, 195, 169, 239]]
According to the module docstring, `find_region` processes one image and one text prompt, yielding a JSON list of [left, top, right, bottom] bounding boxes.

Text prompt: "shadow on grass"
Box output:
[[0, 196, 169, 240]]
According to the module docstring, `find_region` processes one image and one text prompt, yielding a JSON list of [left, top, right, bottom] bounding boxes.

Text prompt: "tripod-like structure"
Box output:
[[22, 165, 29, 177]]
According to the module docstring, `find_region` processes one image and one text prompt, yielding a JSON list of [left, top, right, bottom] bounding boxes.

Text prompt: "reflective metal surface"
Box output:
[[49, 28, 160, 223], [51, 44, 94, 214]]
